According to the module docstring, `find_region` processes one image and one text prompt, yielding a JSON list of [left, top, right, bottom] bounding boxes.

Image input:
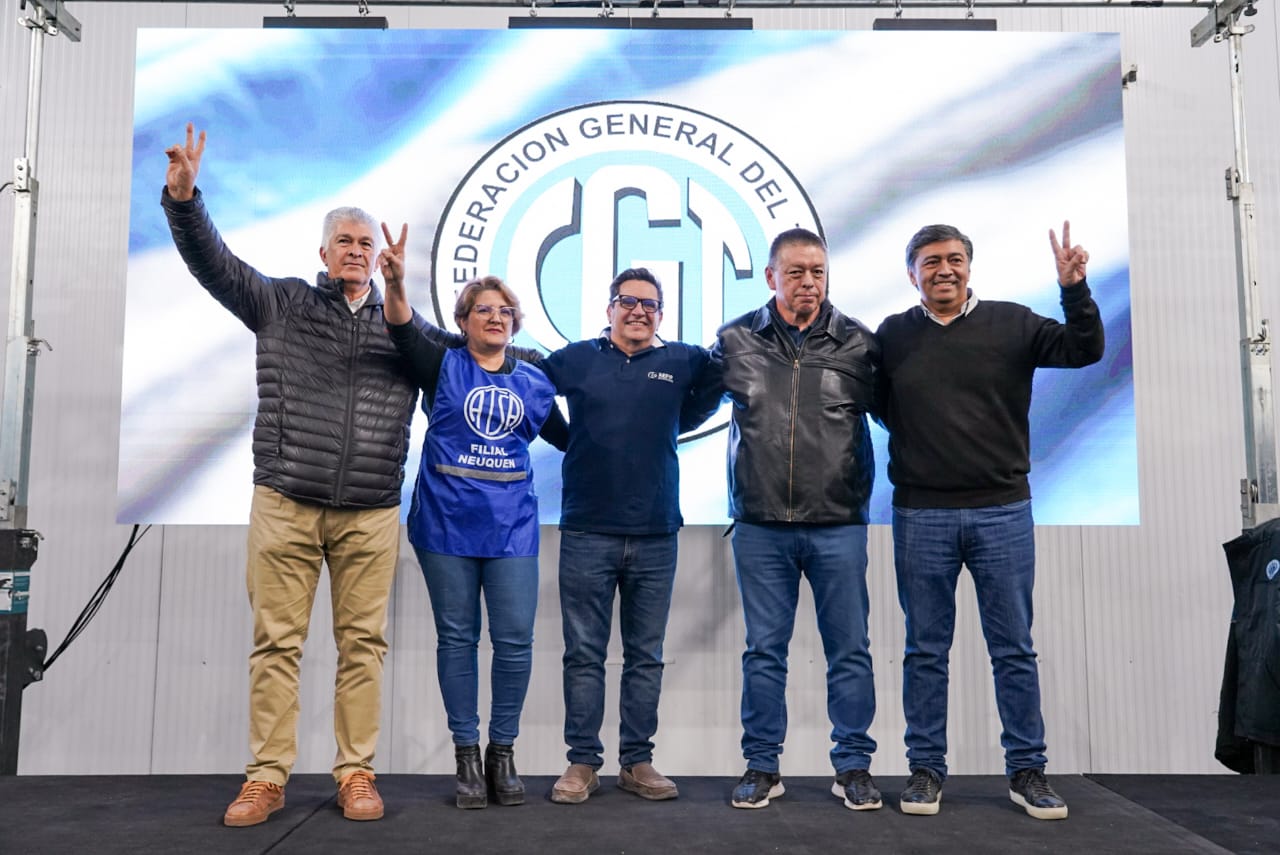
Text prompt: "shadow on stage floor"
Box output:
[[1, 773, 1276, 854]]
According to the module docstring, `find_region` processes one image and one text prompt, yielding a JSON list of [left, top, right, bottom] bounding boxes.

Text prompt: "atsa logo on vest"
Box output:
[[464, 385, 526, 441], [431, 100, 821, 358]]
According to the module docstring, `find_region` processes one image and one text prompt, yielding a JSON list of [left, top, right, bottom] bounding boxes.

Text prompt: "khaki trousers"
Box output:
[[244, 484, 399, 786]]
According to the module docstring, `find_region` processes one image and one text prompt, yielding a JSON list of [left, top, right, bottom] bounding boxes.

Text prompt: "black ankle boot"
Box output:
[[484, 743, 524, 806], [455, 744, 486, 809]]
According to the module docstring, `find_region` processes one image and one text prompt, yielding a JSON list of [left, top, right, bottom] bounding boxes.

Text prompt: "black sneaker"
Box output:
[[1008, 768, 1068, 820], [731, 769, 784, 809], [899, 767, 942, 816], [831, 769, 882, 811]]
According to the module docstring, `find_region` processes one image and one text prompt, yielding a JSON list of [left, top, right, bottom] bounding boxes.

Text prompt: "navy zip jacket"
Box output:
[[540, 335, 718, 535]]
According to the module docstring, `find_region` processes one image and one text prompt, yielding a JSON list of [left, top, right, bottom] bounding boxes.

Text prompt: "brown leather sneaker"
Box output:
[[336, 770, 384, 821], [550, 763, 599, 804], [618, 762, 679, 800], [223, 780, 285, 827]]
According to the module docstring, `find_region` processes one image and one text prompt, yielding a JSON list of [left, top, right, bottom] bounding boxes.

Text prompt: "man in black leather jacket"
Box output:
[[708, 228, 881, 811], [163, 124, 414, 828]]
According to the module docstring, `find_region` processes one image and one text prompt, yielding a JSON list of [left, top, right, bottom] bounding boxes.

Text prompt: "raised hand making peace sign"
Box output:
[[164, 122, 205, 202], [1049, 220, 1089, 287], [379, 222, 412, 326]]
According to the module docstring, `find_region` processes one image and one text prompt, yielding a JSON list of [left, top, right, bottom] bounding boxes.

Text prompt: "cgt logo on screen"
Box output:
[[431, 100, 821, 367]]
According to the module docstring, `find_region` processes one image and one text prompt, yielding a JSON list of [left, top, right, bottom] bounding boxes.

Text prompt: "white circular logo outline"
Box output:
[[432, 99, 823, 442]]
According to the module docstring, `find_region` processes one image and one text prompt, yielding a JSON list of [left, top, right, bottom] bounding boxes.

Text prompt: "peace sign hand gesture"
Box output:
[[1049, 220, 1089, 287], [164, 122, 205, 202], [379, 222, 412, 325]]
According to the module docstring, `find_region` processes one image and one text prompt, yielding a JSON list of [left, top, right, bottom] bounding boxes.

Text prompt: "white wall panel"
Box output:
[[150, 526, 252, 773], [386, 533, 443, 773], [2, 1, 1277, 778], [655, 526, 745, 775], [866, 522, 906, 774]]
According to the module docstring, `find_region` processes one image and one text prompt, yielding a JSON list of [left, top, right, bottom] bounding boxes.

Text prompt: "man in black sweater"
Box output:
[[876, 222, 1104, 821]]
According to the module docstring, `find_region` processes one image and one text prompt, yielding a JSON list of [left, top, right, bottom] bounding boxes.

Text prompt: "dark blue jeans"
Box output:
[[415, 548, 538, 747], [559, 531, 678, 769], [731, 522, 876, 775], [892, 500, 1048, 780]]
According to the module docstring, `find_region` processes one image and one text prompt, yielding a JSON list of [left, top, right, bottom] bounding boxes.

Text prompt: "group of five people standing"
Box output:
[[162, 123, 1103, 828]]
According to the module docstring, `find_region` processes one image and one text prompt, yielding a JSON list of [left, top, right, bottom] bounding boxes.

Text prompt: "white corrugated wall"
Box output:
[[0, 1, 1275, 777]]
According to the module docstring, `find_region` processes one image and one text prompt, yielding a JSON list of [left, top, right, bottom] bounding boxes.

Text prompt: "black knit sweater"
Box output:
[[875, 282, 1104, 508]]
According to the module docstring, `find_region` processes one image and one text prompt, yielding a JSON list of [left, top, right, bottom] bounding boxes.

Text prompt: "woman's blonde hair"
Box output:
[[454, 275, 523, 335]]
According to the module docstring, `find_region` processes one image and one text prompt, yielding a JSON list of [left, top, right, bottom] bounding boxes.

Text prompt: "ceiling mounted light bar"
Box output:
[[265, 0, 388, 27], [510, 15, 750, 26], [874, 0, 995, 29], [263, 15, 389, 27], [872, 17, 996, 28]]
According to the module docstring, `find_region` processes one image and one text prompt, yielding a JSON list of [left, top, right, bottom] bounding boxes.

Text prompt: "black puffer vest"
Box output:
[[163, 188, 417, 508]]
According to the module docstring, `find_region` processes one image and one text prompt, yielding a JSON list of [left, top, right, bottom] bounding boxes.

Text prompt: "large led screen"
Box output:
[[121, 28, 1136, 525]]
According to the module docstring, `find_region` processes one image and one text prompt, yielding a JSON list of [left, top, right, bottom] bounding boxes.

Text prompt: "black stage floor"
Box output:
[[1, 773, 1276, 854]]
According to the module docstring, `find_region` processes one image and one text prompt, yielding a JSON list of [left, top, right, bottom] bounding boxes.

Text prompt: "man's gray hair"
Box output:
[[322, 206, 380, 248]]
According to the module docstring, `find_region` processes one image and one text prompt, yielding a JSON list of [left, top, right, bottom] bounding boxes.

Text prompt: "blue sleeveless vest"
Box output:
[[408, 348, 555, 557]]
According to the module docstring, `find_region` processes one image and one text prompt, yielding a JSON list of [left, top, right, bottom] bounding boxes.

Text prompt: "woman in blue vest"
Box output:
[[380, 227, 564, 809]]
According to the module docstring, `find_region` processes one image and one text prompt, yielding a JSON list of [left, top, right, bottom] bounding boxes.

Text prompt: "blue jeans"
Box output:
[[559, 531, 678, 769], [731, 522, 876, 774], [892, 500, 1048, 780], [415, 548, 538, 747]]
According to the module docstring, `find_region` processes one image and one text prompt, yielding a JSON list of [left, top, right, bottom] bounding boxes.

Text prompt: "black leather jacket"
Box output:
[[710, 300, 879, 524], [162, 187, 418, 509]]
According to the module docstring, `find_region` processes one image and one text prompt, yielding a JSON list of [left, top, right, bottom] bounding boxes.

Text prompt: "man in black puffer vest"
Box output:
[[163, 123, 430, 828]]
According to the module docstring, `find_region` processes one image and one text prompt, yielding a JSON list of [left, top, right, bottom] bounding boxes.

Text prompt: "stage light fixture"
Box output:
[[510, 12, 749, 28], [264, 0, 387, 28], [872, 18, 997, 30], [264, 16, 388, 28]]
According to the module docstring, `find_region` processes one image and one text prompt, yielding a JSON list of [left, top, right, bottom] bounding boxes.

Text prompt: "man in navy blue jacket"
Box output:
[[539, 268, 720, 804]]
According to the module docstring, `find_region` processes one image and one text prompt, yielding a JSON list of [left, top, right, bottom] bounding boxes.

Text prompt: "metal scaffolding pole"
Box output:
[[1191, 0, 1276, 530], [0, 0, 79, 776]]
